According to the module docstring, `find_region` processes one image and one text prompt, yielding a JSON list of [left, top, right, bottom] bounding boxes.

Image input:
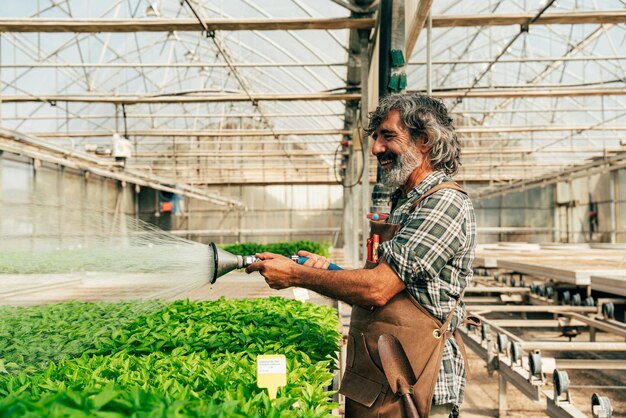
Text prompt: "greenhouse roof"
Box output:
[[0, 0, 625, 196]]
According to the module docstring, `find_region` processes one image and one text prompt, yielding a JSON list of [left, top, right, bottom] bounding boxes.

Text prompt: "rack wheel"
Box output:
[[530, 283, 538, 294], [546, 286, 554, 299], [481, 323, 490, 341], [519, 277, 525, 287], [591, 393, 612, 418], [553, 369, 570, 396], [602, 303, 615, 320], [529, 351, 542, 376], [539, 284, 546, 296], [584, 296, 595, 307], [561, 290, 571, 305], [571, 293, 581, 306], [497, 334, 508, 353], [509, 276, 516, 287], [510, 341, 522, 364]]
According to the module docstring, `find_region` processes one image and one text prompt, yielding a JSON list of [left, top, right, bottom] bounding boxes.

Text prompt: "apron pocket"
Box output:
[[339, 369, 385, 407], [360, 332, 385, 376], [346, 333, 355, 368]]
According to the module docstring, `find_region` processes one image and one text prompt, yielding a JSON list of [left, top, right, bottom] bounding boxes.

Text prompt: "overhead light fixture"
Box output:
[[166, 31, 178, 41], [199, 66, 209, 77], [145, 3, 159, 17], [185, 50, 196, 61]]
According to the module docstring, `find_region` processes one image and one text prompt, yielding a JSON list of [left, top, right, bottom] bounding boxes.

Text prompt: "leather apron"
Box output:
[[339, 182, 470, 418]]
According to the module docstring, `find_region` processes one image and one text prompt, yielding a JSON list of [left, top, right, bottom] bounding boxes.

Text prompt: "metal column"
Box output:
[[609, 170, 617, 243], [426, 11, 432, 95], [378, 0, 392, 100], [343, 0, 375, 267], [360, 32, 370, 264]]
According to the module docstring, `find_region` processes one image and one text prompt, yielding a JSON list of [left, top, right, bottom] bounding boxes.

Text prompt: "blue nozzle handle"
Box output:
[[293, 256, 343, 270]]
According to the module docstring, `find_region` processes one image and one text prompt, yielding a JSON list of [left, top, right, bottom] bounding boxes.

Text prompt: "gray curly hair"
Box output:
[[365, 93, 461, 175]]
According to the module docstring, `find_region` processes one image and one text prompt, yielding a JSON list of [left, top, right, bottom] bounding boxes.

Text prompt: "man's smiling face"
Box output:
[[371, 110, 423, 188]]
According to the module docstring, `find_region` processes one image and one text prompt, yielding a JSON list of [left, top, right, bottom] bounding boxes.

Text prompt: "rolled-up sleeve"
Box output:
[[380, 189, 467, 285]]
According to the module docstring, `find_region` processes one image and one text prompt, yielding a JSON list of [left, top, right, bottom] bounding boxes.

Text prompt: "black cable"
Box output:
[[334, 142, 367, 188], [334, 108, 367, 188], [122, 104, 129, 139]]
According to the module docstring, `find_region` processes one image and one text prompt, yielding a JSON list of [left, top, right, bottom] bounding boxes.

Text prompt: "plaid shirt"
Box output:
[[379, 170, 476, 408]]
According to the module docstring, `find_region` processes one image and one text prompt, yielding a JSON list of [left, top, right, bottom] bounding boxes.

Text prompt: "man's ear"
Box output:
[[418, 137, 432, 155]]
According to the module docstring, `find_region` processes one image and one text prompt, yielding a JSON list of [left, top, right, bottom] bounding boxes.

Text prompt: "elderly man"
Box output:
[[246, 93, 476, 418]]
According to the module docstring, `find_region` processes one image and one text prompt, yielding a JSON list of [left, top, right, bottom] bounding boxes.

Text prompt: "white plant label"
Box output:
[[257, 356, 287, 374]]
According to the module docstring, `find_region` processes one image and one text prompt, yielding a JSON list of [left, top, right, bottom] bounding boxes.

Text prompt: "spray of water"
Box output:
[[0, 186, 223, 375], [0, 205, 212, 304]]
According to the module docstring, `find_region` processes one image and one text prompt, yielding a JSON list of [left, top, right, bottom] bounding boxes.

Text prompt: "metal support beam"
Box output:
[[378, 0, 392, 98], [360, 31, 370, 266], [473, 152, 626, 200], [563, 312, 626, 339], [610, 171, 618, 243], [467, 305, 598, 313], [1, 112, 344, 120], [458, 125, 626, 133], [410, 56, 626, 65], [518, 341, 626, 351], [0, 129, 244, 208], [0, 92, 360, 104], [545, 391, 587, 418], [0, 62, 347, 68], [30, 129, 351, 138], [428, 86, 626, 99], [499, 374, 508, 417], [0, 17, 375, 32], [7, 56, 626, 69], [431, 10, 626, 27], [426, 11, 432, 95], [405, 0, 433, 60], [25, 126, 626, 138], [555, 359, 626, 370], [8, 86, 626, 104], [1, 11, 625, 33]]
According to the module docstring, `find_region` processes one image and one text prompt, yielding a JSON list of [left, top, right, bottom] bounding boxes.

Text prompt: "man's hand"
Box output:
[[245, 252, 296, 289], [297, 250, 331, 270]]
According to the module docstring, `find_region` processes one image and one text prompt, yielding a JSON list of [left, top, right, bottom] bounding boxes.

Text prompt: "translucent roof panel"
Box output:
[[0, 0, 354, 186], [409, 0, 626, 185], [1, 0, 625, 189]]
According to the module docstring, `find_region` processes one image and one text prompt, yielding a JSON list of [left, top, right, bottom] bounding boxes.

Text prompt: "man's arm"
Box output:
[[245, 252, 405, 307]]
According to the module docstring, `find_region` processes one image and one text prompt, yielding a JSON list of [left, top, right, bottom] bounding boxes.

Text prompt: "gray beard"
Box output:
[[380, 147, 423, 188]]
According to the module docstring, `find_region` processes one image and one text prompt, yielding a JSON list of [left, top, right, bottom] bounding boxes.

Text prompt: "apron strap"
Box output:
[[453, 329, 472, 380], [435, 294, 472, 380], [409, 181, 466, 212], [438, 293, 462, 334], [399, 181, 474, 381], [408, 180, 468, 336]]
